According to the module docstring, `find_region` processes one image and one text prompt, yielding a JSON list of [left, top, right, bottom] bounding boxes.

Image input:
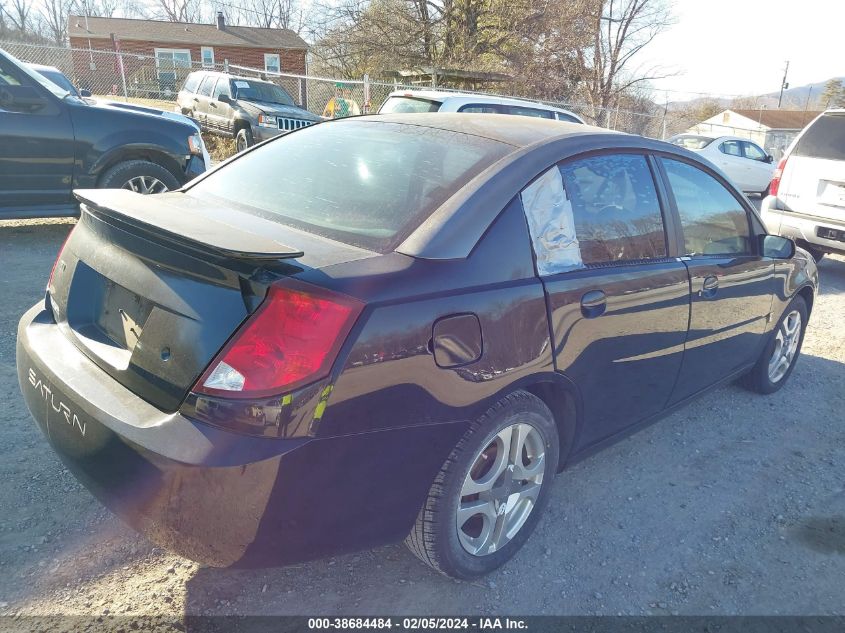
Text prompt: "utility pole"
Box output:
[[778, 61, 790, 108]]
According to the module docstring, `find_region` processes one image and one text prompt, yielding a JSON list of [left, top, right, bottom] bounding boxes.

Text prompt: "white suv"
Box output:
[[378, 90, 585, 124], [760, 109, 845, 261]]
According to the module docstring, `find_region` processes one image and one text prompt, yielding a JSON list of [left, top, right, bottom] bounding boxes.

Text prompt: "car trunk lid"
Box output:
[[47, 189, 376, 412]]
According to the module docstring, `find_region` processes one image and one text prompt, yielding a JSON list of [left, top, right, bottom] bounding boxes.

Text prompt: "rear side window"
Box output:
[[521, 154, 667, 274], [794, 113, 845, 160], [459, 103, 500, 114], [719, 140, 742, 157], [379, 96, 442, 113], [197, 75, 216, 97], [183, 73, 201, 93], [661, 158, 751, 256], [502, 106, 554, 119], [187, 121, 511, 253]]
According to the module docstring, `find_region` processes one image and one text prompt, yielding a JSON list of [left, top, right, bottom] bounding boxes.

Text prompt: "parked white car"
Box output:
[[378, 90, 585, 124], [669, 134, 775, 195], [760, 109, 845, 261]]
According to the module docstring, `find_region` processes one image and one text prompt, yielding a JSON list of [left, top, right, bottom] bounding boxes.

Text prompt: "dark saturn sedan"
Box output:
[[17, 114, 817, 579]]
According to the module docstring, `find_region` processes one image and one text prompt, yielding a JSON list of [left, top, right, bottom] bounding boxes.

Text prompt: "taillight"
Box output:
[[770, 156, 788, 197], [194, 281, 363, 399]]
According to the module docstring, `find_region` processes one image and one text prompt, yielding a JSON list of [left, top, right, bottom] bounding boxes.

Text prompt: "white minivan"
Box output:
[[378, 90, 585, 124], [760, 110, 845, 261]]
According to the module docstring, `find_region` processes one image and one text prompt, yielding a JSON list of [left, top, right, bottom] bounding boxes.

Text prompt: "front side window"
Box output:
[[197, 75, 216, 97], [212, 78, 230, 100], [264, 53, 281, 74], [661, 158, 751, 256], [458, 103, 500, 114], [742, 141, 767, 161], [521, 153, 667, 274]]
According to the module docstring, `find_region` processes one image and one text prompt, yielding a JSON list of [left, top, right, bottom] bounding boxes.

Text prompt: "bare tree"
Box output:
[[152, 0, 203, 22], [577, 0, 673, 126], [5, 0, 35, 33], [41, 0, 77, 43]]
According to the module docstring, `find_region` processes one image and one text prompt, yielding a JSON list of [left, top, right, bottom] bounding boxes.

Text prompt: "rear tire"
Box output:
[[740, 295, 807, 394], [236, 127, 254, 152], [406, 390, 559, 579], [99, 160, 180, 194]]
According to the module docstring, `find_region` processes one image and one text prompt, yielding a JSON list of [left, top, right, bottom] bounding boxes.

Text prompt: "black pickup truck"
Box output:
[[0, 48, 208, 219]]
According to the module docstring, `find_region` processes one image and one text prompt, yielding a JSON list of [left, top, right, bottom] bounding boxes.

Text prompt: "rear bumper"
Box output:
[[761, 196, 845, 255], [16, 304, 461, 567]]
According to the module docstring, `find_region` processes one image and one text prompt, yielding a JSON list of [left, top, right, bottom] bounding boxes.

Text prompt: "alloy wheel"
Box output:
[[122, 176, 169, 195], [768, 309, 802, 383], [457, 422, 546, 556]]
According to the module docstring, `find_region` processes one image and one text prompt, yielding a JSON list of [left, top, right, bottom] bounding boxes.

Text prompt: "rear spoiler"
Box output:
[[75, 189, 304, 261]]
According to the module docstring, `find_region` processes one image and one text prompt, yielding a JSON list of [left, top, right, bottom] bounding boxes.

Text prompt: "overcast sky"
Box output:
[[637, 0, 841, 102]]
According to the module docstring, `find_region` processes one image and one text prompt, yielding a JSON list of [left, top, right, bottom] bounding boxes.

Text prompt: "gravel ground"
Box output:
[[0, 217, 843, 624]]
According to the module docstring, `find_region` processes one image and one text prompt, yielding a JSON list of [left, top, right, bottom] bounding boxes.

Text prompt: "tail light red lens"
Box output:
[[194, 281, 363, 399], [769, 156, 788, 197]]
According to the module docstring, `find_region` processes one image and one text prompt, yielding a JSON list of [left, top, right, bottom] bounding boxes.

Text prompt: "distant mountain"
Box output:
[[666, 77, 845, 113], [761, 77, 845, 109]]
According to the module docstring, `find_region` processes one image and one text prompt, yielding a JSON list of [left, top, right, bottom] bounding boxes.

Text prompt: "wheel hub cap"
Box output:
[[122, 176, 168, 195], [457, 422, 545, 557], [768, 309, 801, 383]]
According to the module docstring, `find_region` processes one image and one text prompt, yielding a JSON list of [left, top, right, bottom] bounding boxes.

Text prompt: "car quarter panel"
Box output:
[[307, 197, 557, 438]]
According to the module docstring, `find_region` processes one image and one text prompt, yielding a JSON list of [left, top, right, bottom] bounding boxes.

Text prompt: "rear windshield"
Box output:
[[794, 113, 845, 161], [379, 96, 442, 114], [187, 120, 512, 252], [669, 135, 716, 150]]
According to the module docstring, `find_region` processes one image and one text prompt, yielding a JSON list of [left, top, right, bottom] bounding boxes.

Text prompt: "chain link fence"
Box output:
[[2, 39, 667, 137]]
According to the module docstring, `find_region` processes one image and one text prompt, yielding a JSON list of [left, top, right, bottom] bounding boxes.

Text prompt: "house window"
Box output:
[[201, 46, 215, 68], [264, 53, 281, 74], [155, 48, 192, 94]]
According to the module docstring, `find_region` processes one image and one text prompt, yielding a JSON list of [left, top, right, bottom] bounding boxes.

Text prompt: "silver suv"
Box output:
[[760, 109, 845, 261], [177, 71, 321, 152]]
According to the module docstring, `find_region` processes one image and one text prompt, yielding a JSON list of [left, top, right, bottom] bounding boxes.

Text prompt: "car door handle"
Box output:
[[700, 275, 719, 298], [580, 290, 607, 318], [209, 102, 217, 108]]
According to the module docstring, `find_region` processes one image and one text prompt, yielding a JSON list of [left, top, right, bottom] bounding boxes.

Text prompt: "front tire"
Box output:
[[740, 295, 807, 394], [406, 390, 559, 579], [236, 127, 254, 152], [99, 160, 179, 194]]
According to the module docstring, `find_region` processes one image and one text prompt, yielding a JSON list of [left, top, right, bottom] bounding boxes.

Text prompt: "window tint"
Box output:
[[661, 158, 751, 256], [183, 73, 201, 93], [197, 75, 216, 97], [188, 121, 511, 253], [458, 103, 500, 114], [503, 105, 554, 119], [556, 112, 581, 123], [379, 96, 442, 113], [742, 142, 767, 161], [719, 140, 741, 157], [794, 113, 845, 160], [212, 79, 230, 99], [521, 154, 667, 274]]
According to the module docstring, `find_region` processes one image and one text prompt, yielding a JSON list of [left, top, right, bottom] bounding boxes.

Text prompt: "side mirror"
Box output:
[[218, 94, 232, 104], [765, 154, 774, 164], [0, 85, 47, 112], [79, 88, 92, 98], [761, 234, 795, 259]]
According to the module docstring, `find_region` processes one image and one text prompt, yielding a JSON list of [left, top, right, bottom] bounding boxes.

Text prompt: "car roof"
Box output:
[[367, 112, 609, 148], [386, 89, 582, 116]]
